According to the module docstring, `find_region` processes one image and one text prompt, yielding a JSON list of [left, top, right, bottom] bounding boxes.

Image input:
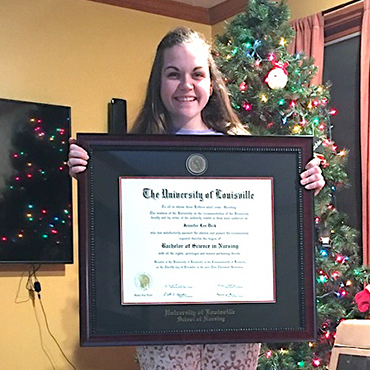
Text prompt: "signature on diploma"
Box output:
[[164, 292, 193, 298], [165, 284, 192, 289], [216, 293, 243, 298], [218, 284, 243, 289]]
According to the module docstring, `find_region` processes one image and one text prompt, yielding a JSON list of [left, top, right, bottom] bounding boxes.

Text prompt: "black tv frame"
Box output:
[[0, 98, 73, 264]]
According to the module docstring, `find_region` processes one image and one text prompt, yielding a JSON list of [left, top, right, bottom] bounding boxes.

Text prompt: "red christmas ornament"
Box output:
[[322, 160, 329, 168], [331, 271, 339, 279], [335, 254, 345, 263], [315, 154, 329, 168], [239, 81, 247, 91], [312, 358, 321, 367], [242, 102, 252, 111]]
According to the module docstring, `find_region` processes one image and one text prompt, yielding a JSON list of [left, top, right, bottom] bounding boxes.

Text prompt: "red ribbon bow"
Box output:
[[271, 61, 289, 76]]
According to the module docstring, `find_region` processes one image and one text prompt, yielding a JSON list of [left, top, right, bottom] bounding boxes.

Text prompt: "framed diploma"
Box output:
[[77, 134, 316, 346]]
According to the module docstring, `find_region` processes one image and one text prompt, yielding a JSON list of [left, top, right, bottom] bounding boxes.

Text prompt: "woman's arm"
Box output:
[[300, 156, 325, 196], [67, 138, 89, 178]]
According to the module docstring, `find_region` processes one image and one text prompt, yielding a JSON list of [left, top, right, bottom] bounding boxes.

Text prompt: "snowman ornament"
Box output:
[[265, 62, 289, 90]]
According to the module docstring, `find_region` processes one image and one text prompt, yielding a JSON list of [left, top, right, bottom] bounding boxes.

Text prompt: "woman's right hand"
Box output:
[[68, 137, 89, 178]]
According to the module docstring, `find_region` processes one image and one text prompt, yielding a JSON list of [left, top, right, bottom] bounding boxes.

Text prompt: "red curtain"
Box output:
[[288, 13, 324, 85]]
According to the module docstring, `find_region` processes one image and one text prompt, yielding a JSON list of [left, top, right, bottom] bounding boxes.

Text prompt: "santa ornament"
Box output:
[[265, 61, 289, 90]]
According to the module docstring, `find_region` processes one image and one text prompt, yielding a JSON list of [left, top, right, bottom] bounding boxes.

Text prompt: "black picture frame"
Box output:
[[77, 134, 315, 346]]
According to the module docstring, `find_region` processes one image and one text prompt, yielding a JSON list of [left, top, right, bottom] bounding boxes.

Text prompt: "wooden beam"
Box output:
[[86, 0, 250, 25], [87, 0, 210, 24], [209, 0, 249, 25]]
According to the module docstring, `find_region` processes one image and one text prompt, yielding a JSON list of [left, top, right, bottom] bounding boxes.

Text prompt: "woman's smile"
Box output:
[[174, 96, 197, 102]]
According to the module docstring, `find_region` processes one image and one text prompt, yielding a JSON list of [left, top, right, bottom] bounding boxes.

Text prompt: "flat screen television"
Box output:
[[0, 98, 72, 263]]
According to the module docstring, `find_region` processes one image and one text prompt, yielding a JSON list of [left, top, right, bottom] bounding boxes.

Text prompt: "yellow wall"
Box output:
[[287, 0, 349, 20], [0, 1, 210, 369], [212, 0, 350, 38]]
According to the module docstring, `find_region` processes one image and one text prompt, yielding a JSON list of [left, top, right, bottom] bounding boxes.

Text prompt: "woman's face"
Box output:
[[160, 42, 212, 130]]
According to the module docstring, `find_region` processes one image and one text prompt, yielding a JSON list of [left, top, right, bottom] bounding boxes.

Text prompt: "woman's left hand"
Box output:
[[300, 156, 325, 196]]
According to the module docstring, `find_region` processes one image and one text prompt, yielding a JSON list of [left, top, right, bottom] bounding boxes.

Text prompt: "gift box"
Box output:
[[329, 320, 370, 370]]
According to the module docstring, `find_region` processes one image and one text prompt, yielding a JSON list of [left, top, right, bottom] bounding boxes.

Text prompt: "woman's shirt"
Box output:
[[171, 127, 224, 135]]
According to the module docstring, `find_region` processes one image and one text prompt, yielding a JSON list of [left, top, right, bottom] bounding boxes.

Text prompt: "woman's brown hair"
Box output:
[[130, 27, 248, 135]]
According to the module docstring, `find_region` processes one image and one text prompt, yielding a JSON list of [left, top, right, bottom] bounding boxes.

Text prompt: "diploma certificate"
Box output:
[[78, 134, 316, 346], [120, 177, 274, 305]]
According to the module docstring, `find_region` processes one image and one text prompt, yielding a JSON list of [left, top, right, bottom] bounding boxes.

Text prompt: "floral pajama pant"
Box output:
[[136, 343, 261, 370]]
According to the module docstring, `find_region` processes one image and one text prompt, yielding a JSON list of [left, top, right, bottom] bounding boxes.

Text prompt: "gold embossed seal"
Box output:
[[135, 273, 152, 291], [186, 154, 208, 175]]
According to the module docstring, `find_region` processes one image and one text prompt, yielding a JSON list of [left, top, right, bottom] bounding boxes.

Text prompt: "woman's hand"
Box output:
[[300, 156, 325, 196], [68, 137, 89, 179]]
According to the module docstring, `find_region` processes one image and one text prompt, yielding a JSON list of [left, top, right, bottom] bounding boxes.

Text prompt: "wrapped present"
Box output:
[[329, 320, 370, 370]]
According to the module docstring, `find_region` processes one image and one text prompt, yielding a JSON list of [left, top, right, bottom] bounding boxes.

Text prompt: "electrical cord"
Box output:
[[38, 294, 77, 370], [16, 265, 77, 370]]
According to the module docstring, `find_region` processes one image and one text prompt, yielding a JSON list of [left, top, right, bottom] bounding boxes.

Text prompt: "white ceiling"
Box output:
[[172, 0, 227, 8]]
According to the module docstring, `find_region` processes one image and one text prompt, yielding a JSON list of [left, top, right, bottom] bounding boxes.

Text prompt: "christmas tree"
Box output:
[[214, 0, 370, 369]]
